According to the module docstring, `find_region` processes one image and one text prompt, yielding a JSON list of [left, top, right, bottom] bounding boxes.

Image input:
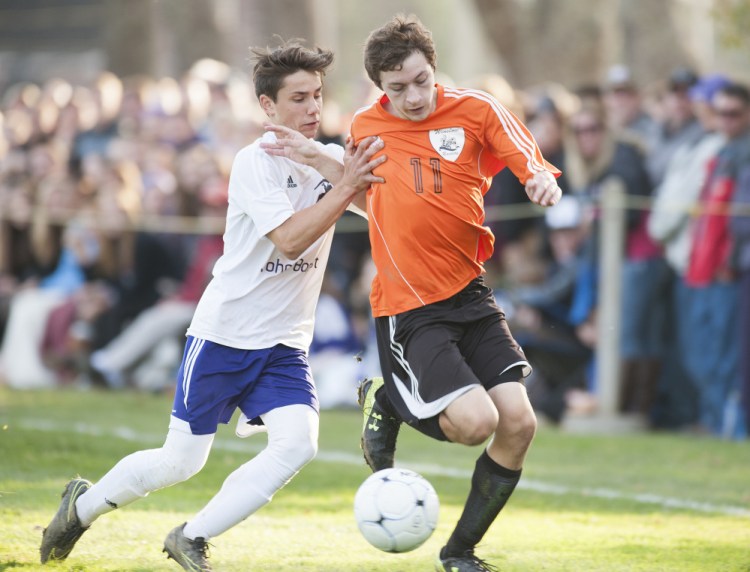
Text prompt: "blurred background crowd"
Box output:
[[1, 0, 749, 441]]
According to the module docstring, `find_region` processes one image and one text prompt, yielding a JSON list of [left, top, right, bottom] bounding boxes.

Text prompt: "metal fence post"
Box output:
[[596, 178, 626, 416], [562, 178, 646, 433]]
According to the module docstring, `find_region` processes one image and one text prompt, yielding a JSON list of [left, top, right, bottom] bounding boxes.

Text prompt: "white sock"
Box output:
[[76, 417, 214, 527], [182, 404, 318, 540]]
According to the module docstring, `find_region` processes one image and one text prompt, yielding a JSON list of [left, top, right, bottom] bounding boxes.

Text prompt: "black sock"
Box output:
[[444, 450, 522, 556], [374, 385, 398, 418]]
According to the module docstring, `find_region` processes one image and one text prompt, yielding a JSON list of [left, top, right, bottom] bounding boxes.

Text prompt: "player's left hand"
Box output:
[[261, 123, 320, 165], [525, 171, 562, 207]]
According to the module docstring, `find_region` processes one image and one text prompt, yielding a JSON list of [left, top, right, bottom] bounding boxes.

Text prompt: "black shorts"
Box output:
[[375, 276, 531, 423]]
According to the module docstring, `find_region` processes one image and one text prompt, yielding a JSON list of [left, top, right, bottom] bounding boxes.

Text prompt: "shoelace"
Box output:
[[469, 553, 498, 572], [451, 550, 499, 572], [189, 537, 211, 559]]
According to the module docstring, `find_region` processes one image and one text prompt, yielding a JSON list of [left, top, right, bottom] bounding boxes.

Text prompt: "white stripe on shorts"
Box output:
[[388, 316, 476, 420], [183, 337, 205, 409]]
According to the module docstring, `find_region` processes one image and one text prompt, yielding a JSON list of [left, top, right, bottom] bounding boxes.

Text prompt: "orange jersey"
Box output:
[[350, 84, 560, 317]]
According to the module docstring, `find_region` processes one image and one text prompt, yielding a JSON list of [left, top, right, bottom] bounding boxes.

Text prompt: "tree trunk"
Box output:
[[471, 0, 691, 89]]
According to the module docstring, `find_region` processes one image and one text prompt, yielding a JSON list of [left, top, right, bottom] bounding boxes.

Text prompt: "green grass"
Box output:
[[1, 387, 750, 571]]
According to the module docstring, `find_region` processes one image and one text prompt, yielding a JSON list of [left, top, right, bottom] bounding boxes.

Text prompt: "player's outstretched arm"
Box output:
[[266, 136, 385, 259], [262, 123, 357, 184], [525, 171, 562, 207]]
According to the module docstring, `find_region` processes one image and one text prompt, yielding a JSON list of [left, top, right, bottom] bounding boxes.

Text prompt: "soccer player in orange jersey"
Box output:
[[263, 15, 562, 571], [351, 15, 562, 572]]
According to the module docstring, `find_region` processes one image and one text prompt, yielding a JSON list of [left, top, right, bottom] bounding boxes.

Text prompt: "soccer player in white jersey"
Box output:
[[39, 41, 385, 570]]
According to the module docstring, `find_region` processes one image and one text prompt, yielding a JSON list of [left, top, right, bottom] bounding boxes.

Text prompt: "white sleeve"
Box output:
[[318, 142, 368, 219], [230, 147, 295, 237], [346, 201, 368, 219], [319, 141, 345, 162]]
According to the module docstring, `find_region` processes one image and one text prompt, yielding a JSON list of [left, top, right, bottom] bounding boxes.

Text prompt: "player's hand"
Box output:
[[261, 123, 320, 166], [342, 135, 387, 193], [525, 171, 562, 207]]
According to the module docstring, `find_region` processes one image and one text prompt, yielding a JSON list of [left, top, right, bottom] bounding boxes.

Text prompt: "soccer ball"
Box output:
[[353, 468, 440, 553]]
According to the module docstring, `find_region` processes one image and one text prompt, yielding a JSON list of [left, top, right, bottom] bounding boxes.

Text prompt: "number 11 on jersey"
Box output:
[[410, 157, 442, 194]]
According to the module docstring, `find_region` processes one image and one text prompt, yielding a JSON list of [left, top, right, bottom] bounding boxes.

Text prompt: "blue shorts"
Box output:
[[172, 337, 318, 435]]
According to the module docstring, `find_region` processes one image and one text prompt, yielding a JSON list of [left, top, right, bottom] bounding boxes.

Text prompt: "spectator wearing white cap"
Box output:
[[504, 195, 596, 424]]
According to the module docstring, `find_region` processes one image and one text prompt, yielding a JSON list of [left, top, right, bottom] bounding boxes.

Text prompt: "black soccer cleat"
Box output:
[[357, 377, 401, 472], [40, 477, 92, 563], [435, 547, 499, 571], [163, 523, 212, 571]]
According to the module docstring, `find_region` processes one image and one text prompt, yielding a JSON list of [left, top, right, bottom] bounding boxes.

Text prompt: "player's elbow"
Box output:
[[279, 243, 305, 260], [269, 227, 306, 260]]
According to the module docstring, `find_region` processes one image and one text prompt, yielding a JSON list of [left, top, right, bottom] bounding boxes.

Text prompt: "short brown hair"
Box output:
[[250, 40, 334, 101], [363, 15, 436, 89]]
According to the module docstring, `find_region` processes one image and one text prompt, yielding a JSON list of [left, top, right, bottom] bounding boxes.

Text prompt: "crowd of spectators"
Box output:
[[1, 59, 748, 439], [487, 65, 750, 440]]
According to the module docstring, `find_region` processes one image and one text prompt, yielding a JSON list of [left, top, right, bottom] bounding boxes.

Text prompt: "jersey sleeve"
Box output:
[[316, 140, 367, 218], [349, 111, 369, 145], [229, 146, 295, 237], [319, 141, 345, 162], [480, 96, 561, 184]]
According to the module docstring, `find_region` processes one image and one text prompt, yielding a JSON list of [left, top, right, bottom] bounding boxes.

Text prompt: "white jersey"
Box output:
[[187, 131, 351, 351]]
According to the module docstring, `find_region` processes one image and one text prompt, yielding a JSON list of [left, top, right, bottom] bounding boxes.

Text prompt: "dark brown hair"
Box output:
[[363, 15, 436, 89], [717, 82, 750, 106], [250, 40, 334, 101]]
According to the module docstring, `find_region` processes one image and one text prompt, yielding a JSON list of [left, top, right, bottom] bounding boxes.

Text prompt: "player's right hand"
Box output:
[[343, 135, 387, 193], [261, 122, 320, 165]]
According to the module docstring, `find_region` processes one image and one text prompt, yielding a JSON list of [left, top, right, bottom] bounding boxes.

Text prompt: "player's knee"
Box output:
[[457, 411, 498, 446], [518, 409, 538, 445], [500, 406, 537, 447], [269, 434, 318, 472], [140, 447, 206, 491], [156, 428, 213, 485], [290, 435, 318, 466], [168, 449, 209, 482]]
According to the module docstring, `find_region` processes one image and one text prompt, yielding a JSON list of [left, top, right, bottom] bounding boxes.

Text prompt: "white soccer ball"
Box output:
[[353, 467, 440, 553]]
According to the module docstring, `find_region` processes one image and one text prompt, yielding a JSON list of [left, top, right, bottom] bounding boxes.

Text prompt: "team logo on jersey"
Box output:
[[429, 127, 464, 162], [315, 179, 332, 202]]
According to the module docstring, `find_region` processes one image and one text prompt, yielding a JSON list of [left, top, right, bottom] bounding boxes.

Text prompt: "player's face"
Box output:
[[379, 51, 437, 122], [262, 70, 323, 138]]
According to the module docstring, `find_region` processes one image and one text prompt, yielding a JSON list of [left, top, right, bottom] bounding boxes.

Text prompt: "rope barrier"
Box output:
[[1, 193, 748, 235]]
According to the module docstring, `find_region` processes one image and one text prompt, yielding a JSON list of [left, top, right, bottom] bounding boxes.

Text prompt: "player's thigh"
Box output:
[[173, 336, 271, 435], [442, 385, 498, 436], [240, 345, 318, 425], [460, 313, 530, 390], [375, 315, 483, 420], [401, 320, 483, 402]]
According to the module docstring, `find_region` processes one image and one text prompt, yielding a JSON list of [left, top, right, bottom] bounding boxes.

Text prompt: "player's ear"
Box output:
[[259, 94, 275, 119]]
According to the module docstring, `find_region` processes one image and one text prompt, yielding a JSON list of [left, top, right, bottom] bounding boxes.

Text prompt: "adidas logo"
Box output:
[[286, 175, 298, 189]]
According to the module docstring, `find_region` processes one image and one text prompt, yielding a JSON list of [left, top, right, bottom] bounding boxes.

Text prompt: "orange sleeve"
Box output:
[[479, 96, 561, 184]]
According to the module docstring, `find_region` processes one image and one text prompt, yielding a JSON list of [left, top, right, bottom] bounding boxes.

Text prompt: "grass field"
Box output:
[[1, 387, 750, 571]]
